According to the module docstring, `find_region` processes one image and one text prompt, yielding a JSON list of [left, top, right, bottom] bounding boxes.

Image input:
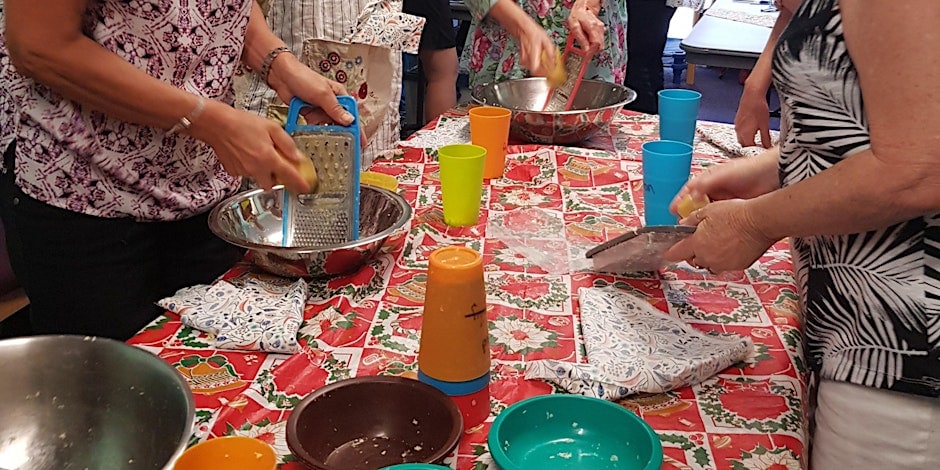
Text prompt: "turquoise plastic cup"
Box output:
[[488, 394, 663, 470], [642, 140, 694, 226], [658, 89, 702, 145], [437, 144, 486, 227]]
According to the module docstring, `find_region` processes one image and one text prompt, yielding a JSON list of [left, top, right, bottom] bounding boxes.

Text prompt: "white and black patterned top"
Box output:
[[773, 0, 939, 397], [0, 1, 246, 221]]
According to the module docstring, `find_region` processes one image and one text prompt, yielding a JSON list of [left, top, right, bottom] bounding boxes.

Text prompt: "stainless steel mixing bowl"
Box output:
[[0, 335, 194, 470], [471, 78, 636, 144], [208, 185, 412, 278]]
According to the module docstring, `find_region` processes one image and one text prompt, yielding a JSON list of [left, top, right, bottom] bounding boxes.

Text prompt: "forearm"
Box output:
[[750, 149, 940, 240], [742, 9, 792, 95], [487, 0, 540, 40], [6, 27, 197, 132], [241, 2, 287, 83]]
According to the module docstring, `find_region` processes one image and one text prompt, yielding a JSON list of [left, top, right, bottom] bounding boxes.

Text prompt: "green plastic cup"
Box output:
[[438, 144, 486, 227]]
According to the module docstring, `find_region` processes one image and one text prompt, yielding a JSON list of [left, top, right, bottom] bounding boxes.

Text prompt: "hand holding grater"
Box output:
[[541, 35, 594, 112], [281, 95, 361, 247]]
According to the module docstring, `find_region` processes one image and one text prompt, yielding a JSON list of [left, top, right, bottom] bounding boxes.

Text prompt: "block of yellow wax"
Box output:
[[542, 48, 567, 87], [677, 194, 710, 219], [295, 156, 319, 193], [277, 153, 319, 194]]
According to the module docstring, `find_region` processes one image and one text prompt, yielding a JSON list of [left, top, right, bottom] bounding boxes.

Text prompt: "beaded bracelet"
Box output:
[[167, 97, 205, 135], [259, 46, 291, 85]]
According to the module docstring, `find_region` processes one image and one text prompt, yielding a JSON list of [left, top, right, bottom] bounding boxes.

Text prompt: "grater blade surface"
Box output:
[[541, 36, 594, 112], [282, 132, 357, 247], [281, 96, 361, 248], [542, 52, 588, 112]]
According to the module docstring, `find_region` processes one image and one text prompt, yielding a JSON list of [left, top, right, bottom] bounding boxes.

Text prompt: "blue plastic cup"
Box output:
[[658, 89, 702, 145], [642, 140, 694, 226]]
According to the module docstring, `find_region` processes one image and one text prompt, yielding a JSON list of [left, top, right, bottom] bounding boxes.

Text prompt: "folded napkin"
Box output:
[[696, 122, 779, 158], [526, 287, 752, 400], [399, 115, 470, 150], [158, 277, 308, 354], [342, 0, 425, 53], [705, 8, 778, 28]]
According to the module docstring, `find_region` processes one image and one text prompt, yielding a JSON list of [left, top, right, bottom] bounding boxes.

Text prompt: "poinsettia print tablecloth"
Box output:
[[128, 110, 808, 470]]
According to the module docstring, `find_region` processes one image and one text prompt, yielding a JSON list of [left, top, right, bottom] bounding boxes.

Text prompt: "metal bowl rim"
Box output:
[[0, 335, 196, 470], [208, 185, 413, 254], [470, 78, 637, 115]]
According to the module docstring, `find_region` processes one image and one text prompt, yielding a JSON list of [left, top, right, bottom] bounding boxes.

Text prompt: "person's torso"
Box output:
[[238, 0, 416, 167], [773, 0, 939, 397], [462, 0, 629, 91], [1, 0, 249, 220]]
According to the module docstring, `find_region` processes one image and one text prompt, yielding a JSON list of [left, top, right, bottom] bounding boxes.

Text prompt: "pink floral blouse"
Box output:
[[462, 0, 628, 90], [0, 0, 248, 221]]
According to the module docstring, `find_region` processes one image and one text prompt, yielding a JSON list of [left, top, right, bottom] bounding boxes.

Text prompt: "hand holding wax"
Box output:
[[677, 193, 710, 220], [275, 149, 319, 194]]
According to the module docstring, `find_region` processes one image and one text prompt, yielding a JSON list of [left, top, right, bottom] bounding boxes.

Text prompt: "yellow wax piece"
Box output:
[[542, 49, 567, 87], [295, 156, 319, 193], [677, 194, 710, 219], [360, 171, 399, 192]]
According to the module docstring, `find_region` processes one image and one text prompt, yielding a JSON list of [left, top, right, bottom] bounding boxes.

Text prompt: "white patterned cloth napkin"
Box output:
[[342, 0, 425, 53], [696, 122, 779, 158], [399, 115, 470, 150], [158, 277, 308, 354], [526, 287, 753, 400]]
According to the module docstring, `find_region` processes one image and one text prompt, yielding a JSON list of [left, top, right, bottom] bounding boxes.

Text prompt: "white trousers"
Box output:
[[811, 379, 940, 470]]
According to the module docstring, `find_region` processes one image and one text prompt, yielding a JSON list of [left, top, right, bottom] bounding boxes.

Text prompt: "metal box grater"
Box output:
[[281, 96, 361, 247], [542, 35, 594, 112]]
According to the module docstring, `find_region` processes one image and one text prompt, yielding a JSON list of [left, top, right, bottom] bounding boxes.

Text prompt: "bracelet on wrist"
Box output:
[[167, 97, 205, 135], [259, 46, 292, 85]]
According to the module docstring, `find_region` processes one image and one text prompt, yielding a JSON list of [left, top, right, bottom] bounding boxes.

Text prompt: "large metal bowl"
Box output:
[[0, 335, 195, 470], [471, 78, 636, 144], [209, 185, 412, 278]]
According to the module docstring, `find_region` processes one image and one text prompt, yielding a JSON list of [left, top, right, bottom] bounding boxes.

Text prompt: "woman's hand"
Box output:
[[188, 100, 314, 193], [734, 86, 773, 148], [668, 147, 781, 215], [516, 19, 558, 78], [663, 198, 776, 272], [568, 0, 606, 53], [267, 54, 354, 127]]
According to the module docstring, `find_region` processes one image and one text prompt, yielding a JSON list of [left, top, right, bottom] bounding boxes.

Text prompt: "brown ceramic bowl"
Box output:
[[286, 376, 463, 470]]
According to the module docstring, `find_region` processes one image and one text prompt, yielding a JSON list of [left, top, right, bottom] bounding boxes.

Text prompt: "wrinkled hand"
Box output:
[[269, 55, 368, 148], [663, 199, 775, 273], [734, 87, 772, 148], [517, 20, 558, 78], [667, 153, 779, 216], [568, 0, 605, 53], [190, 101, 314, 193], [272, 57, 354, 127]]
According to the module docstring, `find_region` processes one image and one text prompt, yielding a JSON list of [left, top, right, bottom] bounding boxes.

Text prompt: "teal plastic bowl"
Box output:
[[488, 394, 663, 470]]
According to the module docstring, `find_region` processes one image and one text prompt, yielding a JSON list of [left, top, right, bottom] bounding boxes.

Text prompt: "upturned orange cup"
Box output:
[[469, 106, 512, 179], [173, 436, 277, 470], [417, 246, 491, 382]]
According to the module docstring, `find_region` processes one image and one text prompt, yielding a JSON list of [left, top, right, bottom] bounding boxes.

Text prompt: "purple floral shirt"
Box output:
[[462, 0, 628, 90], [0, 0, 249, 221]]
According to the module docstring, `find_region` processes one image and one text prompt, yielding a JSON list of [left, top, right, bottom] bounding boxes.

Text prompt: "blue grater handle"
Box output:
[[284, 96, 361, 241]]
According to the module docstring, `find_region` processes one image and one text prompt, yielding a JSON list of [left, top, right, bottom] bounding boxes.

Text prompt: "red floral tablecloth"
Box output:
[[129, 110, 807, 470]]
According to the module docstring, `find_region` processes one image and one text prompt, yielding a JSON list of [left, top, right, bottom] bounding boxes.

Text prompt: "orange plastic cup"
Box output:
[[417, 246, 491, 382], [173, 436, 277, 470], [469, 106, 512, 179]]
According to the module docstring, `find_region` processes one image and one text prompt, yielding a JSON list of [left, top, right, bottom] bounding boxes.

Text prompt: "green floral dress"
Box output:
[[463, 0, 628, 90]]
